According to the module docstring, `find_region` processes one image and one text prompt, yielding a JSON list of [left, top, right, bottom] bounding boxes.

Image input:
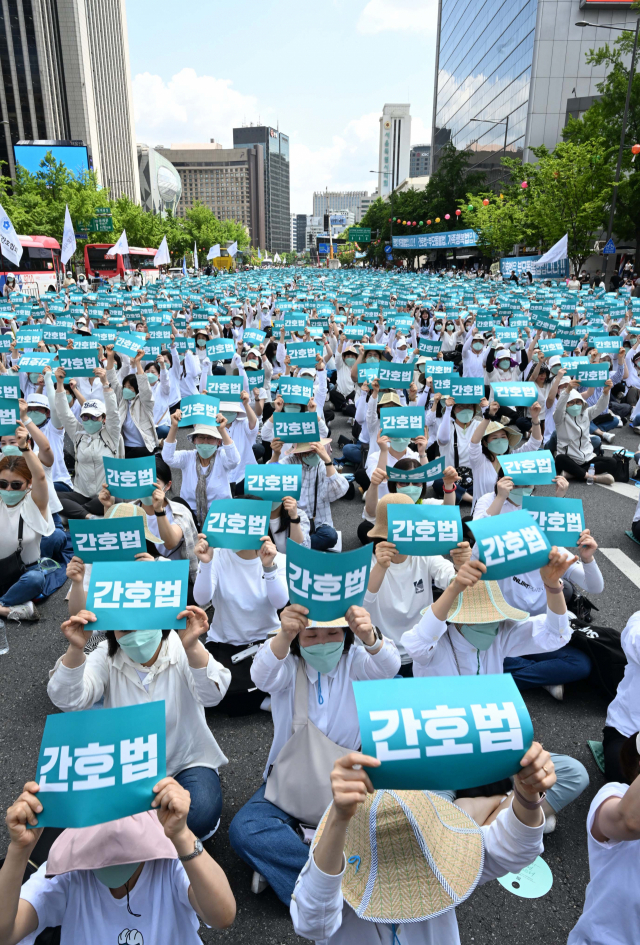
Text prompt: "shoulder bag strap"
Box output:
[[17, 513, 24, 554], [292, 659, 309, 732], [312, 467, 319, 521], [453, 423, 460, 469]]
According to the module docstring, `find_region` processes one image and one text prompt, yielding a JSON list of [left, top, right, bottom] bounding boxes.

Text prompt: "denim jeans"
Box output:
[[591, 417, 617, 433], [310, 523, 338, 551], [336, 442, 362, 466], [53, 481, 72, 493], [0, 562, 47, 607], [504, 645, 591, 690], [156, 424, 171, 438], [546, 431, 601, 453], [228, 783, 309, 904], [40, 524, 67, 561], [173, 766, 222, 841]]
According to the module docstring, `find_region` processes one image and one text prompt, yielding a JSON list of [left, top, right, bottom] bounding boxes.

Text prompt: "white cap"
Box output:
[[26, 393, 49, 409], [80, 399, 105, 418], [218, 401, 246, 414], [298, 367, 317, 378]]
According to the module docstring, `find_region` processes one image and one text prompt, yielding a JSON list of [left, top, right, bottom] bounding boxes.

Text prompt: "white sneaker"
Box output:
[[602, 431, 615, 443], [260, 695, 272, 712], [543, 684, 564, 701], [251, 871, 269, 894], [543, 811, 557, 835], [7, 601, 39, 622]]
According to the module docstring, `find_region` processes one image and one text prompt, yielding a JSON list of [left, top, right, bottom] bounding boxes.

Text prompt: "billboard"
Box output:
[[14, 143, 90, 179]]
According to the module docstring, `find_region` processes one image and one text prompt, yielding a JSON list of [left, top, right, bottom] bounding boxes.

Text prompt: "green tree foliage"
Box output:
[[460, 187, 526, 258]]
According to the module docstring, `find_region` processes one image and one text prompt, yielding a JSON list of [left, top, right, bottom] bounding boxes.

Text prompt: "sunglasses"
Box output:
[[0, 480, 26, 491]]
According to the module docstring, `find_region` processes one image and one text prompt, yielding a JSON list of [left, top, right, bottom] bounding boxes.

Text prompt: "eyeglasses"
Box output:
[[0, 480, 26, 491]]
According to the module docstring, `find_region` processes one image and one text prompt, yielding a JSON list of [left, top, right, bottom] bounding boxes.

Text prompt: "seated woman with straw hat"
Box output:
[[291, 746, 555, 944]]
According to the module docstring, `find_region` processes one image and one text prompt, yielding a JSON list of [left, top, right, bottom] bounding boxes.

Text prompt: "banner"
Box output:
[[0, 397, 19, 433], [448, 378, 484, 402], [521, 496, 585, 546], [468, 510, 551, 580], [379, 405, 425, 437], [498, 450, 556, 484], [392, 229, 478, 250], [69, 517, 147, 562], [86, 559, 189, 631], [500, 254, 569, 281], [378, 361, 415, 389], [178, 394, 220, 427], [206, 338, 235, 360], [244, 463, 302, 502], [57, 349, 100, 378], [202, 498, 271, 550], [353, 674, 533, 791], [576, 364, 611, 385], [387, 504, 462, 556], [33, 702, 166, 829], [287, 342, 318, 368], [279, 375, 314, 404], [386, 455, 445, 483], [491, 382, 538, 407], [206, 376, 243, 400], [103, 455, 157, 500], [273, 413, 320, 443], [286, 539, 371, 622]]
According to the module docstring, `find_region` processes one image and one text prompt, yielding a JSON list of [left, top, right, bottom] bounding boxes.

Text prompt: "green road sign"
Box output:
[[90, 218, 114, 231], [95, 207, 112, 216], [348, 227, 371, 243]]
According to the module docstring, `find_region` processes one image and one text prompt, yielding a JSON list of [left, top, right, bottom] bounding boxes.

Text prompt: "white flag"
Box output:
[[207, 244, 220, 260], [61, 204, 76, 266], [274, 252, 281, 262], [193, 241, 198, 271], [227, 241, 238, 257], [154, 235, 170, 267], [0, 203, 22, 266], [106, 229, 129, 256], [533, 233, 568, 267]]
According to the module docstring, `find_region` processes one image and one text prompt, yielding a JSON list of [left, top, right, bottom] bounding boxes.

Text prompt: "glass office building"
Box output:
[[233, 126, 291, 252]]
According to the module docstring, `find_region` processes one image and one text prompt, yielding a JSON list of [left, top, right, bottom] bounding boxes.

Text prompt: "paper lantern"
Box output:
[[482, 198, 490, 206], [632, 144, 640, 154], [499, 193, 504, 199], [435, 217, 440, 223], [467, 204, 473, 211], [412, 221, 417, 226], [388, 217, 392, 222], [445, 214, 450, 220], [392, 217, 397, 222], [455, 209, 462, 216], [402, 220, 407, 225], [419, 220, 424, 225], [427, 220, 431, 225], [521, 181, 528, 189]]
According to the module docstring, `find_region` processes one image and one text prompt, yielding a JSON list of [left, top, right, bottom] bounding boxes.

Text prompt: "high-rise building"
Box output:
[[295, 213, 308, 252], [290, 213, 297, 253], [410, 144, 431, 177], [431, 0, 638, 183], [0, 0, 139, 201], [233, 125, 290, 252], [378, 104, 411, 197], [155, 143, 266, 250], [312, 191, 369, 223], [137, 145, 182, 215]]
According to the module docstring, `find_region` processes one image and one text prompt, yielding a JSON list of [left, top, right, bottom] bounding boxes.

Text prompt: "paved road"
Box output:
[[1, 415, 639, 944]]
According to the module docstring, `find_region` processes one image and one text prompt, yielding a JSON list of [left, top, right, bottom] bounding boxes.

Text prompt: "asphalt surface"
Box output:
[[1, 413, 640, 944]]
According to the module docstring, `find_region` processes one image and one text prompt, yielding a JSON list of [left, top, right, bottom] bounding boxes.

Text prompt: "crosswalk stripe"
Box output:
[[596, 482, 640, 501], [599, 548, 640, 589]]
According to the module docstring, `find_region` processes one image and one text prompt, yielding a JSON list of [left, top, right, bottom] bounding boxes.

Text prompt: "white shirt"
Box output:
[[0, 493, 54, 565], [122, 402, 146, 447], [269, 508, 311, 554], [161, 440, 240, 513], [251, 639, 401, 780], [568, 783, 638, 945], [193, 550, 289, 644], [335, 350, 356, 397], [19, 858, 201, 945], [606, 611, 640, 735], [364, 554, 455, 662], [228, 417, 258, 482], [436, 409, 478, 469], [291, 805, 544, 945], [47, 632, 231, 774], [468, 435, 542, 510]]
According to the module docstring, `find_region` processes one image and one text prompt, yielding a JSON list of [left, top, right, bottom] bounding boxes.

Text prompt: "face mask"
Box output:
[[300, 638, 345, 674], [532, 353, 539, 362], [28, 373, 41, 384], [0, 488, 27, 506], [344, 356, 356, 366], [196, 442, 218, 458], [196, 338, 207, 347], [145, 372, 158, 385], [83, 419, 103, 434], [498, 360, 511, 371], [93, 862, 141, 889], [2, 444, 21, 456], [365, 356, 378, 364], [122, 388, 136, 400], [446, 326, 454, 333], [388, 437, 411, 453], [459, 621, 500, 651], [472, 342, 483, 352], [118, 628, 163, 663], [397, 484, 423, 502], [435, 323, 442, 331], [486, 437, 509, 455], [302, 453, 321, 466], [221, 411, 237, 424], [509, 344, 518, 353], [233, 320, 242, 327], [27, 411, 47, 427], [283, 403, 302, 413], [550, 364, 560, 375], [66, 393, 74, 405], [455, 409, 474, 424], [271, 500, 282, 513], [566, 403, 583, 416], [509, 486, 533, 506]]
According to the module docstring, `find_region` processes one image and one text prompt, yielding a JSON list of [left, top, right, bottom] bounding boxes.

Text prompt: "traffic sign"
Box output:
[[348, 227, 371, 243], [95, 207, 112, 216], [603, 238, 616, 255], [90, 218, 114, 232]]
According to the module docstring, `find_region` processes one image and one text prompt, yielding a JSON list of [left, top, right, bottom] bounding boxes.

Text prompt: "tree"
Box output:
[[460, 188, 526, 258]]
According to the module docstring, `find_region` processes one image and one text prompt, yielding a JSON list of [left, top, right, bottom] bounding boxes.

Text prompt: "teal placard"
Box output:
[[286, 538, 371, 621], [206, 375, 243, 400], [202, 498, 271, 549], [387, 504, 462, 555], [69, 517, 147, 562], [386, 456, 445, 483], [358, 363, 380, 383], [58, 349, 100, 377], [491, 381, 538, 406], [0, 375, 20, 399], [353, 674, 533, 790], [498, 450, 555, 484], [576, 364, 610, 384], [422, 360, 454, 376], [103, 455, 157, 500], [33, 702, 166, 829], [378, 361, 415, 389], [495, 328, 518, 343], [379, 405, 425, 437], [468, 509, 551, 580], [0, 397, 19, 433], [0, 334, 12, 351], [530, 313, 557, 332], [206, 338, 235, 360], [273, 413, 319, 442], [42, 326, 69, 344], [17, 352, 56, 371], [243, 327, 266, 346], [449, 377, 484, 402], [172, 336, 195, 355], [68, 333, 99, 350], [244, 463, 302, 502], [113, 331, 146, 357], [287, 342, 318, 368], [521, 496, 585, 545], [431, 376, 451, 395], [86, 559, 189, 630], [538, 340, 563, 356], [15, 328, 43, 348], [559, 357, 589, 375], [245, 369, 265, 390], [589, 336, 622, 354], [178, 394, 220, 427], [279, 375, 314, 404], [418, 338, 442, 356]]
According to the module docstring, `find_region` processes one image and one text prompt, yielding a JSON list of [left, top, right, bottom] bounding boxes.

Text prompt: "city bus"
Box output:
[[0, 234, 61, 298], [84, 244, 160, 284]]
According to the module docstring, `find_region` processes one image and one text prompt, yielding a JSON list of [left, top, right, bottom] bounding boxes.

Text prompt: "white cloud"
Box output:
[[357, 0, 438, 35]]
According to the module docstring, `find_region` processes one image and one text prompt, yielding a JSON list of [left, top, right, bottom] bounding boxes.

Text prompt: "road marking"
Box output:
[[599, 548, 640, 589], [596, 482, 640, 501]]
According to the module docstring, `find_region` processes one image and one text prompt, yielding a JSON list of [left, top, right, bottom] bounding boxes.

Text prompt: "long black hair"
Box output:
[[123, 373, 139, 395], [387, 457, 427, 499]]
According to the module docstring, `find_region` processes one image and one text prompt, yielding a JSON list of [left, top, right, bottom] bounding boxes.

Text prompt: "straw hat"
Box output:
[[313, 790, 483, 923], [378, 391, 402, 408], [186, 423, 222, 441], [104, 503, 162, 543], [368, 492, 413, 539], [442, 579, 529, 624], [482, 420, 522, 450], [291, 437, 332, 454]]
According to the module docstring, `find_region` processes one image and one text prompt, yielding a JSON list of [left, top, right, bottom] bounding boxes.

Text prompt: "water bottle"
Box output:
[[587, 463, 595, 485], [0, 620, 8, 656]]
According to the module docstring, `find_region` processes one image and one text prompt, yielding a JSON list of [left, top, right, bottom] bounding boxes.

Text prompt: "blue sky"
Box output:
[[127, 0, 437, 212]]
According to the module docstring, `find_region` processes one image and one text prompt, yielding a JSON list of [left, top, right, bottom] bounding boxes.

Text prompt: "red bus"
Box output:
[[84, 244, 160, 284], [0, 234, 61, 297]]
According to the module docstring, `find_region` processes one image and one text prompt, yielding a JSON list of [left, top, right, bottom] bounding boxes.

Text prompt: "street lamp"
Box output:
[[576, 18, 640, 278]]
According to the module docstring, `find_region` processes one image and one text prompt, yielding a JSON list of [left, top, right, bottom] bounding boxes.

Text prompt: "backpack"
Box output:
[[569, 619, 627, 701]]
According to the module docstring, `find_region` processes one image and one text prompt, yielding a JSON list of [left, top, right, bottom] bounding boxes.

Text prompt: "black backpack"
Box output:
[[569, 619, 627, 701]]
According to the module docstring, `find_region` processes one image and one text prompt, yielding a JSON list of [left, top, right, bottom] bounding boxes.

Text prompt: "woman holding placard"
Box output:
[[107, 350, 158, 459]]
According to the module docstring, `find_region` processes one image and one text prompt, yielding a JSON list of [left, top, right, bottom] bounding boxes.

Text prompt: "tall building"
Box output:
[[0, 0, 139, 200], [290, 213, 297, 253], [378, 104, 411, 197], [431, 0, 638, 182], [155, 143, 266, 250], [233, 125, 290, 252], [295, 213, 308, 252], [137, 145, 182, 215], [410, 144, 431, 177], [312, 191, 369, 223]]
